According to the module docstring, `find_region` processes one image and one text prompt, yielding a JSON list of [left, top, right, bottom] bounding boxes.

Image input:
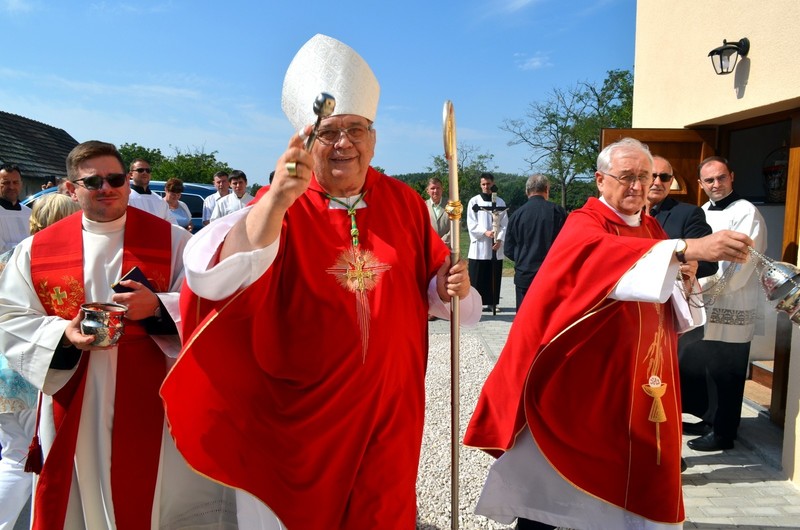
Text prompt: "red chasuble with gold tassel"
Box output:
[[164, 167, 449, 529], [28, 209, 171, 530], [464, 197, 685, 524]]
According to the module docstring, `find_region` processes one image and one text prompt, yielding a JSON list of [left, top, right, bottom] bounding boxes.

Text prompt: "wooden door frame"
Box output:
[[717, 110, 800, 425]]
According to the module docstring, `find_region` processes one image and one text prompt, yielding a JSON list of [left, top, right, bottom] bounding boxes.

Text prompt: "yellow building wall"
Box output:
[[634, 0, 800, 485], [633, 0, 800, 128]]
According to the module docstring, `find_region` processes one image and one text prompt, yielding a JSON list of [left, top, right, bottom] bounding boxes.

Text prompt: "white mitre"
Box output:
[[281, 34, 380, 131]]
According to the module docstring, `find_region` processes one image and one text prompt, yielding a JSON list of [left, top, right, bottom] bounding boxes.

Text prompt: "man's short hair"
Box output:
[[698, 156, 732, 176], [213, 170, 229, 180], [652, 155, 674, 175], [427, 177, 443, 187], [479, 172, 495, 182], [229, 170, 247, 183], [129, 158, 150, 170], [525, 174, 549, 195], [0, 163, 21, 175], [597, 138, 652, 174], [67, 141, 124, 181]]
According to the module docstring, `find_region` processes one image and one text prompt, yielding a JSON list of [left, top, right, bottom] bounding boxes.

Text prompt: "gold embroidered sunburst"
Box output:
[[326, 247, 391, 362]]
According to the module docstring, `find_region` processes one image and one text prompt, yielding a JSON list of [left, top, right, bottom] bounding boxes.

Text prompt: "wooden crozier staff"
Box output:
[[442, 100, 463, 530]]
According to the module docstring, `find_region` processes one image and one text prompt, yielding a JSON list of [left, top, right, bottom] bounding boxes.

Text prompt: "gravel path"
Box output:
[[416, 332, 513, 530]]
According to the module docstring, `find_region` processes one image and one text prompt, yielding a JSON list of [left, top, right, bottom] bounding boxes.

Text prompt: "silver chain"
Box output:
[[680, 248, 765, 308]]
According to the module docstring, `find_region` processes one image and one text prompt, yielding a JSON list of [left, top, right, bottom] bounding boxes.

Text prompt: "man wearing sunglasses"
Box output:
[[648, 156, 718, 280], [0, 163, 32, 254], [127, 158, 177, 225], [0, 141, 236, 529]]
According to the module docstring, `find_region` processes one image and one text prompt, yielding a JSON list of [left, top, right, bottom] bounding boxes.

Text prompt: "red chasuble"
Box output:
[[162, 167, 449, 529], [464, 198, 685, 524], [29, 209, 171, 530]]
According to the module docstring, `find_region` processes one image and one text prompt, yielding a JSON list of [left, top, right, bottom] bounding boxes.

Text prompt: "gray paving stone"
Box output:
[[430, 276, 800, 528]]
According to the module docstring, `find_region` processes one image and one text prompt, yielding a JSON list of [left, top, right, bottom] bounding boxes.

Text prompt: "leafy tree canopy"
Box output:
[[501, 69, 633, 208], [118, 143, 232, 184]]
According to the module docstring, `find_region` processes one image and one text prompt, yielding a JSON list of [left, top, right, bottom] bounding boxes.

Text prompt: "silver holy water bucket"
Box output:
[[80, 302, 128, 347]]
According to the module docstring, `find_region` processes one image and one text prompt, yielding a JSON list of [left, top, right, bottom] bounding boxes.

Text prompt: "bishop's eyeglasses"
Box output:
[[316, 125, 372, 146]]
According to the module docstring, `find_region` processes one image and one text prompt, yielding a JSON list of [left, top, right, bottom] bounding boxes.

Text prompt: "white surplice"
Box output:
[[128, 189, 178, 225], [0, 205, 31, 254], [0, 213, 237, 530]]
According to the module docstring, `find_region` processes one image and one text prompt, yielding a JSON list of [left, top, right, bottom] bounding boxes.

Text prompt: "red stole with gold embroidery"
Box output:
[[29, 209, 171, 530]]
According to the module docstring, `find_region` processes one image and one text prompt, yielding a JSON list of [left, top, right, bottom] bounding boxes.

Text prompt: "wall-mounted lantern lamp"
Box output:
[[708, 38, 750, 75]]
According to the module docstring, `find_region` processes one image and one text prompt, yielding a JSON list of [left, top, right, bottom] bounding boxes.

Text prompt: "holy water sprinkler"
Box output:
[[304, 92, 336, 151]]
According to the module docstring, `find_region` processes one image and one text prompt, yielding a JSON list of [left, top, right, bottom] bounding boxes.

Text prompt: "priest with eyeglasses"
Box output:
[[161, 34, 480, 529], [465, 138, 754, 530]]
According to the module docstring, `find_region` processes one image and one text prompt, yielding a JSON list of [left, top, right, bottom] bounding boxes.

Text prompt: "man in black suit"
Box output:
[[648, 156, 718, 278], [504, 174, 567, 311], [647, 155, 718, 454]]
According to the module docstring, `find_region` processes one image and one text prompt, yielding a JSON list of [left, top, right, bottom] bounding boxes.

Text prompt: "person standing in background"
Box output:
[[210, 170, 253, 221], [683, 156, 767, 452], [202, 171, 230, 226], [467, 172, 508, 312], [127, 158, 177, 224], [163, 178, 193, 231], [504, 174, 566, 311], [0, 164, 32, 254], [425, 177, 451, 244]]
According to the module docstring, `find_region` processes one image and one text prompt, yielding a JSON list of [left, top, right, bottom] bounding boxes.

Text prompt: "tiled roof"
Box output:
[[0, 110, 78, 181]]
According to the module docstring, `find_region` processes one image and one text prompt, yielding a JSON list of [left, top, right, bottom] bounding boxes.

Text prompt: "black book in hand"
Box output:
[[111, 266, 156, 293]]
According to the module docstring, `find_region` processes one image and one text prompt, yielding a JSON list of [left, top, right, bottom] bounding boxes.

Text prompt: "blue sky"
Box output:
[[1, 0, 636, 185]]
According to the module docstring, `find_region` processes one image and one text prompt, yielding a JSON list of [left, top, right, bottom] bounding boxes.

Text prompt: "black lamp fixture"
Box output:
[[708, 38, 750, 75]]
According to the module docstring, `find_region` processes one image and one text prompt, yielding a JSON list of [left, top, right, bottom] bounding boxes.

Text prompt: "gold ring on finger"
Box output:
[[286, 162, 297, 176]]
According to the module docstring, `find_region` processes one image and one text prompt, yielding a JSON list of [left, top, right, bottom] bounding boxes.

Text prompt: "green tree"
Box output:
[[501, 69, 633, 209], [428, 142, 497, 202], [158, 146, 231, 184], [118, 143, 166, 172], [118, 143, 232, 184]]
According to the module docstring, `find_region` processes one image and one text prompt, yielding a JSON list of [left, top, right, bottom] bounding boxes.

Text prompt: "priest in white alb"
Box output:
[[0, 141, 236, 530]]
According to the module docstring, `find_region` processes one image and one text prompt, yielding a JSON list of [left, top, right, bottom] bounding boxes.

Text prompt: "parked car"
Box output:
[[22, 181, 216, 233]]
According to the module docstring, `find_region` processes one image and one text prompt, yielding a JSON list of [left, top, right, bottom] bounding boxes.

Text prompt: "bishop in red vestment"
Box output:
[[161, 34, 480, 530], [464, 138, 754, 529]]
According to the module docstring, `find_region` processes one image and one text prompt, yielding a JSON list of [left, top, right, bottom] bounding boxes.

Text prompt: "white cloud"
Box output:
[[500, 0, 539, 13], [2, 0, 35, 13], [515, 51, 552, 71]]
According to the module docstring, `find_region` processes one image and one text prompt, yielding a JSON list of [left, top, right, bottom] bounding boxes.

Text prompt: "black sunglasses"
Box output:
[[74, 173, 128, 190], [652, 172, 673, 182], [132, 167, 152, 174]]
